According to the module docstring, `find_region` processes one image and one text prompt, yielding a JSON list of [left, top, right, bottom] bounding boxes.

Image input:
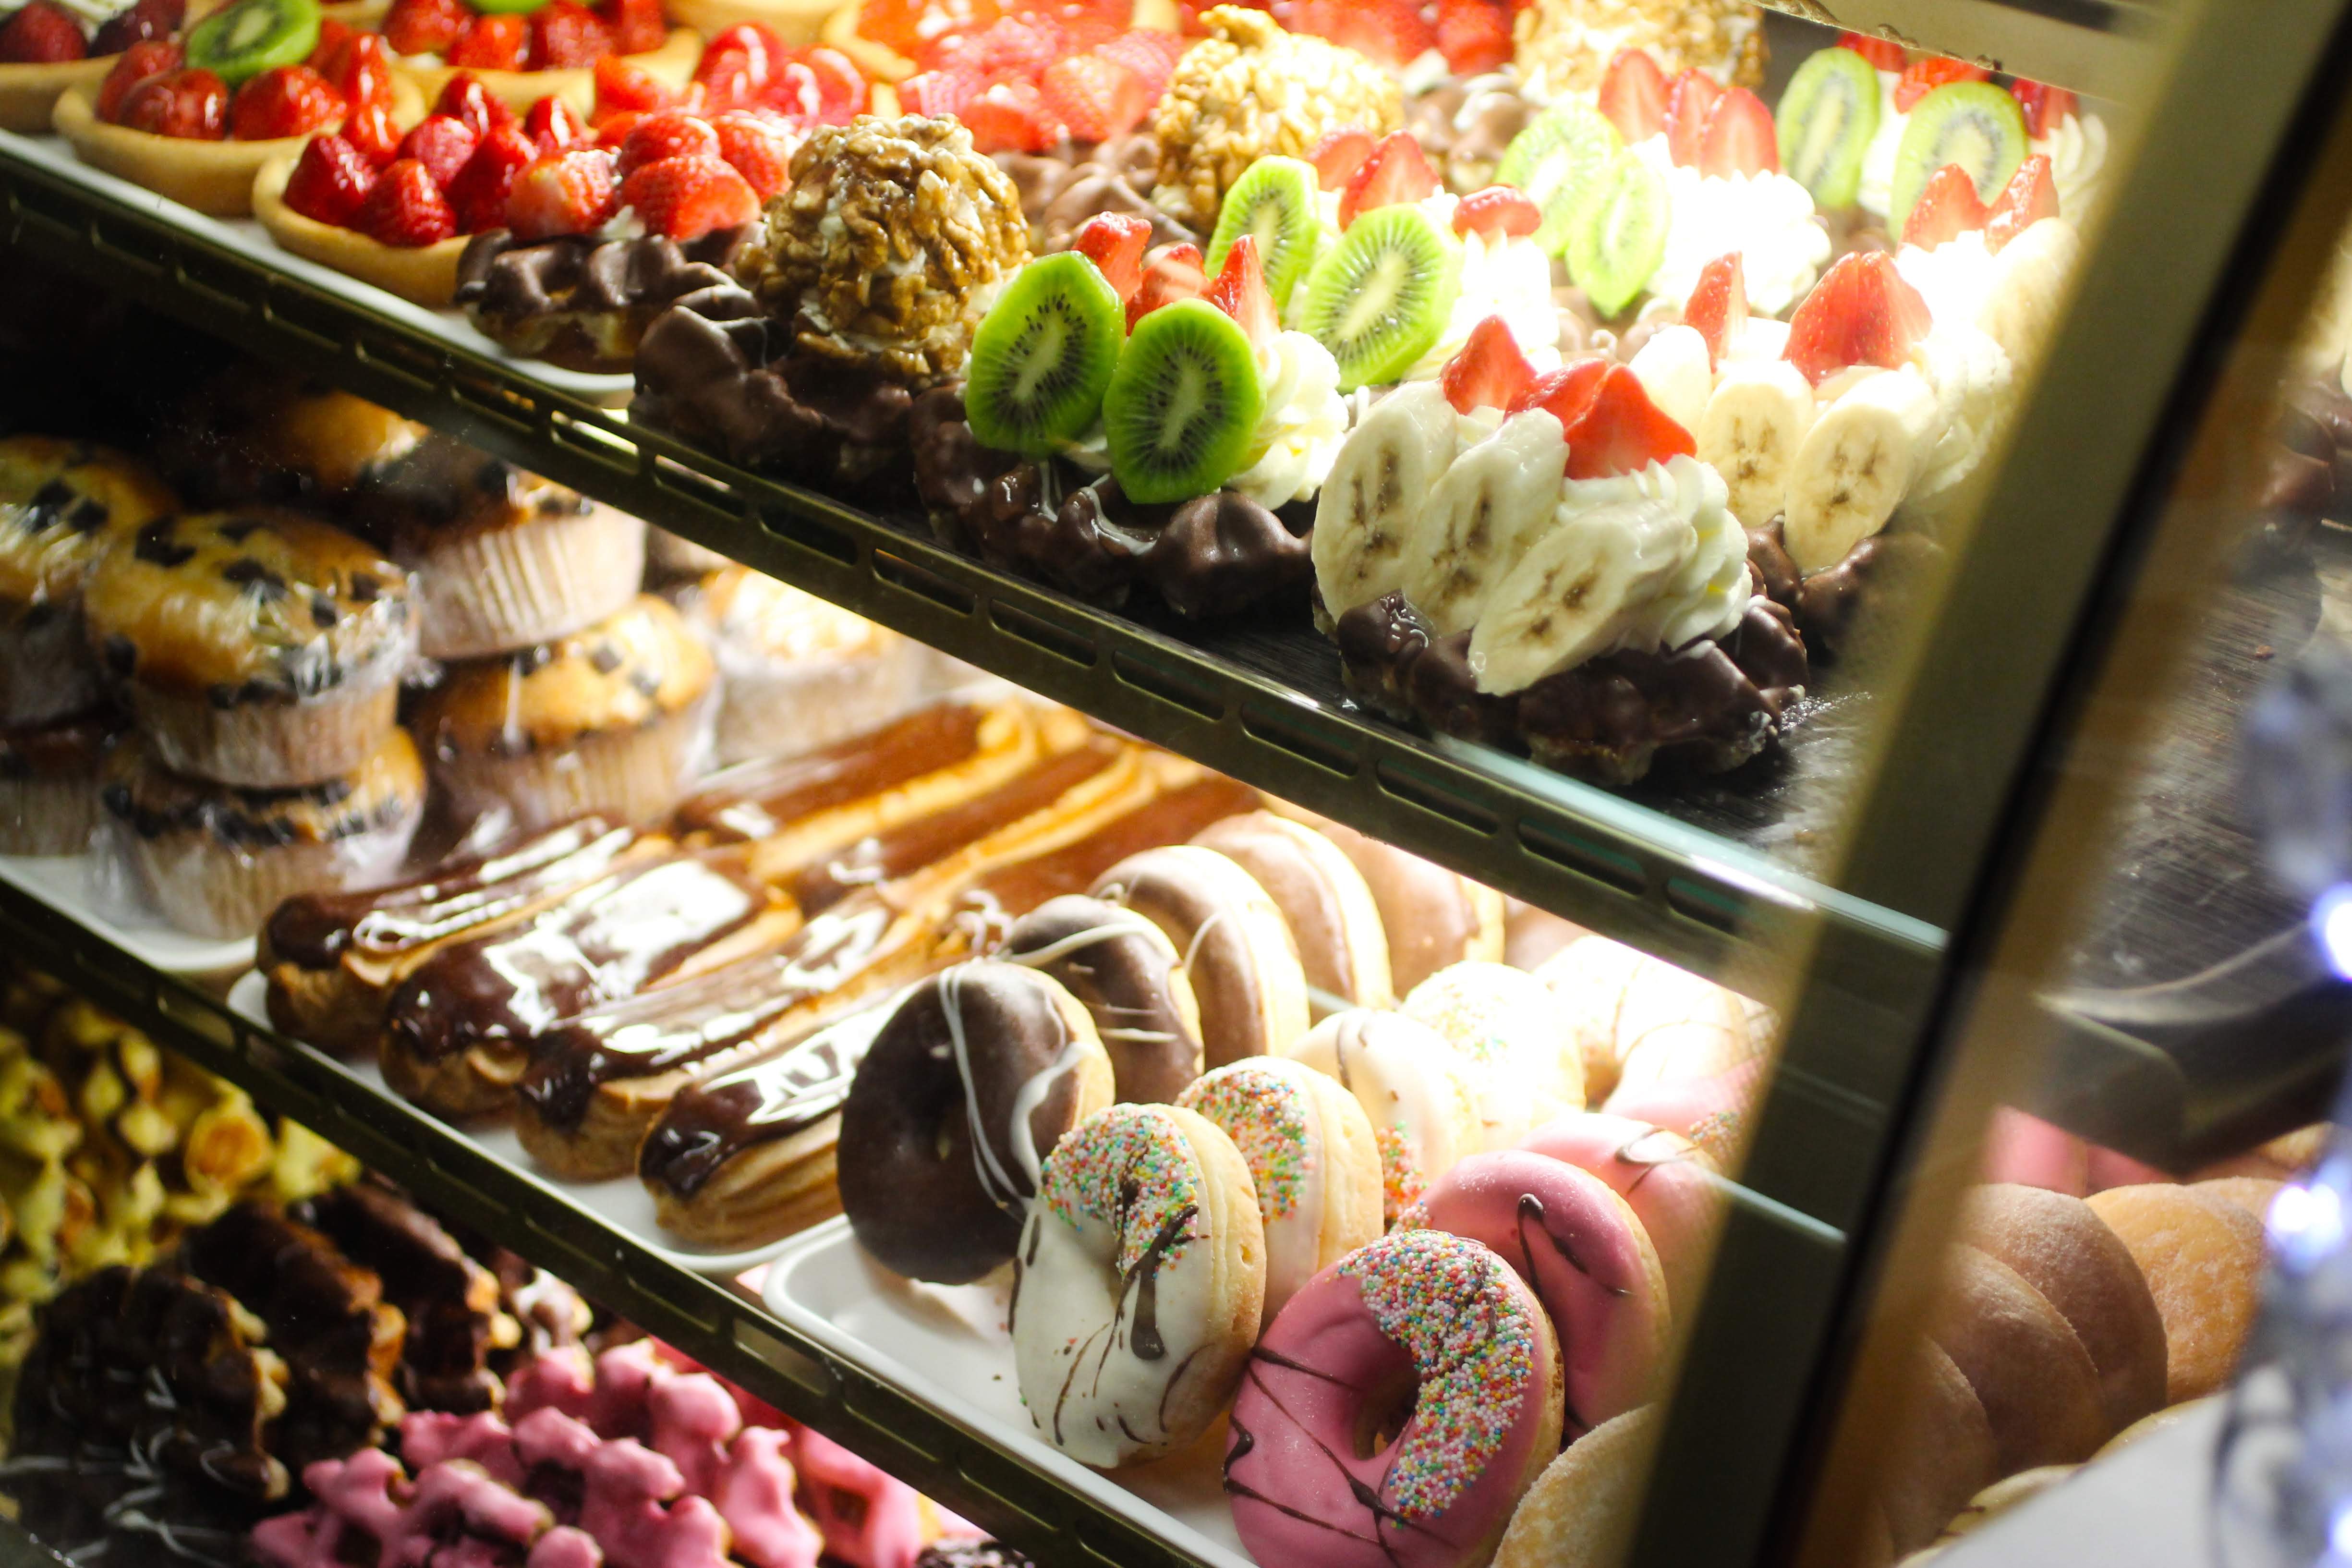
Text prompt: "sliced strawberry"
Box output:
[[1514, 355, 1607, 421], [801, 45, 868, 121], [1597, 48, 1667, 143], [617, 107, 718, 178], [305, 14, 352, 68], [1983, 152, 2057, 251], [1127, 240, 1202, 329], [1558, 363, 1695, 479], [1289, 0, 1431, 69], [594, 107, 643, 147], [395, 113, 478, 187], [1337, 129, 1437, 228], [621, 151, 758, 238], [1434, 0, 1510, 76], [1661, 69, 1722, 168], [96, 39, 182, 123], [1697, 86, 1776, 177], [506, 146, 619, 237], [693, 21, 779, 108], [1900, 162, 1987, 248], [445, 120, 534, 231], [594, 56, 677, 121], [1094, 30, 1176, 102], [119, 67, 226, 138], [355, 157, 456, 245], [1307, 126, 1374, 190], [600, 0, 665, 55], [435, 74, 515, 140], [2010, 78, 2076, 138], [708, 109, 791, 196], [282, 132, 377, 227], [960, 77, 1055, 153], [448, 15, 528, 69], [1440, 315, 1537, 414], [92, 0, 181, 55], [383, 0, 469, 57], [1041, 51, 1146, 142], [0, 2, 85, 63], [1836, 30, 1904, 71], [1452, 185, 1539, 243], [1073, 210, 1149, 302], [898, 65, 981, 118], [318, 33, 391, 111], [757, 57, 821, 120], [230, 65, 344, 141], [1782, 251, 1933, 384], [1682, 252, 1746, 367], [343, 97, 400, 164], [1203, 233, 1277, 347], [529, 0, 614, 69], [1893, 56, 1989, 112], [524, 94, 592, 152]]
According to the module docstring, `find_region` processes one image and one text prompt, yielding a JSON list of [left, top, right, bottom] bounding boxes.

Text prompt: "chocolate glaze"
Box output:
[[295, 1184, 506, 1415], [1746, 517, 1945, 662], [383, 850, 772, 1065], [1000, 894, 1199, 1103], [456, 228, 751, 372], [915, 1543, 1034, 1568], [673, 702, 988, 843], [994, 134, 1197, 254]]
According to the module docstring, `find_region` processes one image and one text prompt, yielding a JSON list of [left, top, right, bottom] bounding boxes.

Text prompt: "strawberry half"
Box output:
[[617, 107, 718, 178], [1094, 30, 1177, 102], [1128, 240, 1203, 329], [1203, 233, 1278, 348], [1661, 68, 1722, 168], [0, 1, 84, 63], [594, 54, 678, 121], [384, 0, 468, 57], [1558, 363, 1695, 480], [709, 110, 791, 197], [1597, 48, 1667, 143], [601, 0, 665, 56], [1452, 185, 1539, 243], [801, 45, 867, 121], [1307, 126, 1374, 190], [318, 33, 390, 111], [1042, 50, 1148, 141], [1698, 87, 1776, 177], [960, 78, 1055, 154], [282, 131, 377, 227], [1837, 30, 1905, 71], [1337, 129, 1438, 228], [621, 152, 759, 239], [1515, 355, 1607, 422], [1682, 252, 1746, 367], [230, 65, 345, 142], [92, 0, 178, 54], [524, 95, 593, 153], [1901, 162, 1987, 248], [1782, 251, 1933, 384], [445, 121, 534, 232], [1893, 56, 1989, 112], [530, 0, 615, 69], [1435, 0, 1510, 75], [1984, 153, 2058, 251], [355, 157, 456, 246], [2011, 78, 2076, 138], [1289, 0, 1432, 70], [119, 67, 226, 139], [448, 15, 527, 69], [1073, 210, 1150, 303], [1440, 315, 1537, 415], [97, 40, 182, 122], [343, 97, 400, 165], [506, 146, 620, 238], [435, 74, 515, 141], [898, 65, 981, 118], [395, 113, 478, 188]]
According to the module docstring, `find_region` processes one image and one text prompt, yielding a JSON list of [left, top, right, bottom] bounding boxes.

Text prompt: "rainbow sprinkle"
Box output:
[[1338, 1231, 1537, 1521], [1178, 1065, 1308, 1220], [1407, 968, 1552, 1070], [1043, 1104, 1200, 1274], [1375, 1124, 1421, 1225]]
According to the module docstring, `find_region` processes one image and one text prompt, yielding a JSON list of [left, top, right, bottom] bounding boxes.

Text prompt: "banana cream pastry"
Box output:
[[0, 434, 173, 728]]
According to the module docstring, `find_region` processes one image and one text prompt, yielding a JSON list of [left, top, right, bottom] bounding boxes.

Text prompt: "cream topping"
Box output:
[[1856, 68, 1907, 220], [2031, 110, 2108, 222], [1229, 330, 1353, 509], [1631, 135, 1831, 317]]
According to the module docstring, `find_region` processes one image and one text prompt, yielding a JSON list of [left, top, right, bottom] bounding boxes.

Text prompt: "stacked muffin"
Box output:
[[675, 565, 924, 766]]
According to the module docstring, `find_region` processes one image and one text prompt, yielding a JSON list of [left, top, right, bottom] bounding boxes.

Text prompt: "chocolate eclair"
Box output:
[[455, 226, 752, 373]]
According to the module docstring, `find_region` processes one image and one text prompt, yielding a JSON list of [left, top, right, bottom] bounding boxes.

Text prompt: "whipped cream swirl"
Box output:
[[1632, 136, 1831, 316], [1230, 330, 1354, 508]]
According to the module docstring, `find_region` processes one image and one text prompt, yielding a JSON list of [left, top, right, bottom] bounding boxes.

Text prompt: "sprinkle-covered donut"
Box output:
[[1177, 1058, 1383, 1324], [1226, 1230, 1563, 1568], [1399, 1151, 1668, 1440], [1519, 1113, 1721, 1314], [1281, 1010, 1487, 1227], [1402, 962, 1585, 1150], [1010, 1103, 1265, 1467], [998, 895, 1203, 1103], [1091, 845, 1310, 1067], [1192, 812, 1394, 1013], [838, 962, 1115, 1284]]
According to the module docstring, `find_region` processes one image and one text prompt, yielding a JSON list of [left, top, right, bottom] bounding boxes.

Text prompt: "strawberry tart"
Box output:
[[378, 0, 696, 115], [0, 0, 182, 133]]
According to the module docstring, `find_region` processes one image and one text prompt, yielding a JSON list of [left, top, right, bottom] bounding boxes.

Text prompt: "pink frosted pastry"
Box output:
[[792, 1425, 930, 1568], [1601, 1057, 1764, 1166], [1226, 1230, 1563, 1568], [1397, 1152, 1667, 1440], [713, 1426, 823, 1568], [401, 1410, 526, 1486], [1520, 1112, 1722, 1313], [508, 1344, 597, 1423]]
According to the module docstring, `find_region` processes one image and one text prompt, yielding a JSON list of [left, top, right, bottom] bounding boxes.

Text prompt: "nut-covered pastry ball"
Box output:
[[745, 115, 1031, 384], [1514, 0, 1764, 94]]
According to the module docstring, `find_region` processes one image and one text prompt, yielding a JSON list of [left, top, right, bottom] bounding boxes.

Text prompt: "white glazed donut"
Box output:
[[1280, 1009, 1488, 1226], [1401, 961, 1586, 1149], [1010, 1103, 1267, 1467], [1534, 936, 1759, 1105]]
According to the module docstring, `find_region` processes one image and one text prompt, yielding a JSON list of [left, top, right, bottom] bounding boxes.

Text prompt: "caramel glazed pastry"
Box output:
[[0, 436, 170, 855]]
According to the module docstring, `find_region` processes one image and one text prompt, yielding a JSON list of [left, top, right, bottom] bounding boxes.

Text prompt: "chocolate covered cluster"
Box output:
[[456, 229, 754, 373], [993, 134, 1198, 255], [1404, 78, 1539, 195], [1746, 519, 1945, 665]]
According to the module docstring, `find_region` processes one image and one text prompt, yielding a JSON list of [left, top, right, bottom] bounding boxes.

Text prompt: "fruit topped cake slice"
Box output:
[[378, 0, 696, 114]]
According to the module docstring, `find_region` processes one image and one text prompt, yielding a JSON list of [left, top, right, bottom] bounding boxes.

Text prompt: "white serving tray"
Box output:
[[0, 128, 635, 409], [761, 1216, 1253, 1568], [0, 848, 255, 975], [226, 970, 803, 1277]]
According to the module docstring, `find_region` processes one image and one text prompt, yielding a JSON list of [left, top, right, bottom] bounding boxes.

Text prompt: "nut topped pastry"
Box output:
[[1149, 7, 1401, 234], [0, 434, 174, 726], [743, 114, 1031, 383], [82, 510, 416, 788], [1514, 0, 1763, 93]]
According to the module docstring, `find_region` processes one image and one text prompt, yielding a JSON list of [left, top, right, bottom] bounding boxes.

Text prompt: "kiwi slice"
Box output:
[[1206, 158, 1326, 312], [1102, 299, 1265, 505], [470, 0, 552, 15], [964, 253, 1127, 459], [1495, 104, 1622, 257], [1888, 81, 2028, 230], [1568, 149, 1669, 318], [184, 0, 320, 85], [1297, 205, 1463, 391], [1777, 47, 1880, 209]]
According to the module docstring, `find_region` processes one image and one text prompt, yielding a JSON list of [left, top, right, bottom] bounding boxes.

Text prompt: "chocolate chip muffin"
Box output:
[[101, 727, 426, 940], [0, 436, 176, 726], [81, 510, 417, 788], [152, 366, 428, 511], [682, 566, 920, 766], [408, 594, 716, 831], [0, 710, 122, 856]]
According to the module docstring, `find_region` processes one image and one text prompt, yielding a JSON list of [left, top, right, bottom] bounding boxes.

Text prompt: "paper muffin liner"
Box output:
[[432, 697, 714, 833], [0, 768, 102, 856], [0, 600, 101, 726], [407, 504, 648, 661], [115, 782, 425, 941], [712, 636, 924, 766], [133, 668, 403, 790]]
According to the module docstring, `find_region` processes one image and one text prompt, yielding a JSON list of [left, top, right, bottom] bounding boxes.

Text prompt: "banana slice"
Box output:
[[1782, 366, 1940, 574], [1313, 381, 1464, 626], [1402, 409, 1572, 635], [1696, 359, 1817, 529], [1626, 324, 1713, 435], [1467, 493, 1693, 694], [1978, 217, 2081, 371]]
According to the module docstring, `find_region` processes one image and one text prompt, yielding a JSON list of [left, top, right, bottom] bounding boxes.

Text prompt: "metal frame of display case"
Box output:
[[0, 0, 2336, 1551]]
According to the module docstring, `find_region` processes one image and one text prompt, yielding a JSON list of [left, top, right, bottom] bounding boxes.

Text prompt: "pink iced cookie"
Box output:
[[1226, 1231, 1562, 1568], [507, 1344, 597, 1423], [401, 1411, 524, 1487], [1519, 1112, 1722, 1313], [792, 1425, 927, 1568], [647, 1369, 743, 1497], [1397, 1151, 1666, 1439], [713, 1426, 823, 1568]]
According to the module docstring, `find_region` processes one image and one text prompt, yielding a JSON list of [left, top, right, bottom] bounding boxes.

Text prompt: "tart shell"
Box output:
[[0, 56, 114, 134], [53, 74, 423, 216], [253, 149, 468, 306], [392, 26, 699, 117], [668, 0, 834, 45]]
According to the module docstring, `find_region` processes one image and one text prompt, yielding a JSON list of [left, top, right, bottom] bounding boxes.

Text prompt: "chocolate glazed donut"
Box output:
[[837, 962, 1114, 1284], [999, 895, 1203, 1103]]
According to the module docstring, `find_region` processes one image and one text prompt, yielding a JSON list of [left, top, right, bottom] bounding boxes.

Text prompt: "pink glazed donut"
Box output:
[[1226, 1230, 1562, 1568], [1519, 1112, 1722, 1314], [1398, 1150, 1667, 1440]]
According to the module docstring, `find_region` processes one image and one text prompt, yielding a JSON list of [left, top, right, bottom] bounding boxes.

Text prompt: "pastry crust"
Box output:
[[253, 150, 467, 307], [391, 26, 699, 117], [666, 0, 835, 45], [0, 56, 113, 134]]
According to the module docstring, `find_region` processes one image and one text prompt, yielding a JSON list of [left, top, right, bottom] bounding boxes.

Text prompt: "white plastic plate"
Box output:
[[761, 1217, 1252, 1568], [226, 970, 804, 1277], [0, 849, 254, 975], [0, 129, 636, 409]]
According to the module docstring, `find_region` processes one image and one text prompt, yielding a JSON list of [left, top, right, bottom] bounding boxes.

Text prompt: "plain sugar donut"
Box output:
[[1491, 1406, 1660, 1568], [1402, 962, 1585, 1150], [1010, 1103, 1266, 1467], [838, 962, 1114, 1283], [1000, 895, 1203, 1103], [1192, 811, 1394, 1013], [1519, 1113, 1721, 1317], [1929, 1245, 2107, 1471], [2085, 1182, 2266, 1404], [1091, 845, 1310, 1067], [1281, 1009, 1487, 1226], [1292, 813, 1505, 993], [1399, 1150, 1669, 1439], [1227, 1229, 1563, 1568]]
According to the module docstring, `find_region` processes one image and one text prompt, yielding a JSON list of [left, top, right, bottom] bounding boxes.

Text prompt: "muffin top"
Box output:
[[411, 595, 715, 757], [82, 510, 416, 701], [692, 566, 900, 665], [156, 367, 427, 510], [103, 727, 425, 849], [0, 437, 178, 608], [347, 432, 600, 553]]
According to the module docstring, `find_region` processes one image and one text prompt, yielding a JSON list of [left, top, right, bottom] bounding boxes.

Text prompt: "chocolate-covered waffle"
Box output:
[[456, 227, 755, 374]]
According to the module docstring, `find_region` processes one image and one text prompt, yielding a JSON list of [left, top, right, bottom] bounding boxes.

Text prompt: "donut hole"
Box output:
[[933, 1107, 961, 1163], [1352, 1352, 1421, 1460]]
